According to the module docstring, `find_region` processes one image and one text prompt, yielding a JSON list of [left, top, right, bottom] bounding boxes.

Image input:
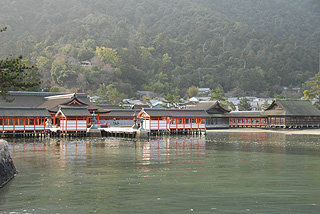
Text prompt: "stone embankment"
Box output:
[[0, 140, 17, 188]]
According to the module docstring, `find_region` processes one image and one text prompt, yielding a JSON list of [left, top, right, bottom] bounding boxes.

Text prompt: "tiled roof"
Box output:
[[0, 91, 109, 114], [101, 109, 136, 117], [0, 107, 51, 117], [228, 111, 263, 117], [58, 107, 92, 117], [142, 108, 210, 118], [263, 99, 320, 116], [192, 101, 230, 114]]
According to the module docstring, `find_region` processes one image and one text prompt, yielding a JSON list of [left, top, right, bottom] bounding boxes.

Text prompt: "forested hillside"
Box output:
[[0, 0, 319, 100]]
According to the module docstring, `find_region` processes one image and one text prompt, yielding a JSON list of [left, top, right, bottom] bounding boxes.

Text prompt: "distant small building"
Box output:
[[189, 97, 211, 102], [137, 91, 154, 101], [198, 88, 211, 96], [79, 61, 92, 67]]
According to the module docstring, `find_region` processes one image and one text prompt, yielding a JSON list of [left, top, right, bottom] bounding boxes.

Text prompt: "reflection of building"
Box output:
[[136, 137, 207, 166]]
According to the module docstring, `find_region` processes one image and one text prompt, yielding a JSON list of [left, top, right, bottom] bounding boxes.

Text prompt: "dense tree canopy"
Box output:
[[0, 0, 319, 100], [1, 27, 40, 101]]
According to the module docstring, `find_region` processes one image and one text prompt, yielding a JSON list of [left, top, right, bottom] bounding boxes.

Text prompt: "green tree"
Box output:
[[261, 100, 270, 110], [0, 27, 40, 100], [303, 71, 320, 109], [96, 83, 125, 105], [50, 57, 77, 86], [0, 56, 40, 101], [77, 49, 95, 61], [210, 86, 235, 111], [95, 46, 122, 67], [187, 86, 198, 97], [220, 100, 236, 111], [210, 86, 225, 101], [162, 88, 180, 108], [239, 97, 252, 111]]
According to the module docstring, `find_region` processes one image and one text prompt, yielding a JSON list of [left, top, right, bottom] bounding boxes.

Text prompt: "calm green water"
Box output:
[[1, 132, 320, 214]]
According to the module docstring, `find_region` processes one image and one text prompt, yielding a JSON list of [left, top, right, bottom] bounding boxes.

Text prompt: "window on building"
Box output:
[[20, 119, 25, 125], [29, 119, 34, 125], [0, 119, 3, 125], [9, 119, 14, 125], [192, 119, 196, 123]]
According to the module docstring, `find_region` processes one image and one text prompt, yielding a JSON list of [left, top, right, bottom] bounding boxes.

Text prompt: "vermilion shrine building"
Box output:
[[1, 92, 320, 137], [0, 91, 110, 136]]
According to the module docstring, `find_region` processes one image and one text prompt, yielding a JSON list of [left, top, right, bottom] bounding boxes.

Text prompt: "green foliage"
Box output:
[[187, 86, 198, 97], [261, 100, 271, 110], [95, 47, 122, 67], [210, 86, 225, 101], [210, 86, 235, 110], [275, 94, 286, 99], [162, 88, 181, 108], [303, 72, 320, 109], [49, 86, 62, 92], [0, 56, 40, 101], [95, 83, 126, 104], [239, 97, 252, 111], [220, 100, 236, 111], [77, 49, 95, 61], [1, 0, 319, 99], [50, 57, 77, 86]]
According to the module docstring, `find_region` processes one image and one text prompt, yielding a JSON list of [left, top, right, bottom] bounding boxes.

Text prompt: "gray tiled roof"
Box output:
[[263, 99, 320, 116], [0, 91, 109, 114], [58, 107, 92, 117], [228, 111, 263, 118], [101, 109, 136, 117], [0, 107, 51, 117], [142, 108, 210, 118]]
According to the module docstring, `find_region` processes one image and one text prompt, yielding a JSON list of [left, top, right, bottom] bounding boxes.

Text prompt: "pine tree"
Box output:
[[239, 97, 252, 111], [0, 56, 40, 101], [1, 27, 40, 101]]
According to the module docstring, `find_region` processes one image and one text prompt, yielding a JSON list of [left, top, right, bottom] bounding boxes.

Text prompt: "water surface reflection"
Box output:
[[1, 132, 320, 213]]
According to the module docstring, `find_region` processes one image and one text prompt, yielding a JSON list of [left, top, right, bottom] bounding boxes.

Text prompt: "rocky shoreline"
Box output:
[[0, 140, 17, 188]]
